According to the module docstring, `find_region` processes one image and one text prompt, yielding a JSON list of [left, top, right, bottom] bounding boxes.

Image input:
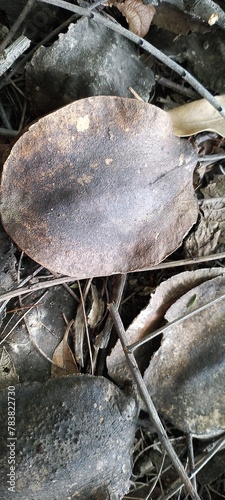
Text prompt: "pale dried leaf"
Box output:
[[51, 320, 78, 378], [107, 268, 223, 386], [0, 347, 19, 390], [106, 0, 156, 37], [87, 284, 105, 328], [144, 273, 225, 436], [168, 95, 225, 137]]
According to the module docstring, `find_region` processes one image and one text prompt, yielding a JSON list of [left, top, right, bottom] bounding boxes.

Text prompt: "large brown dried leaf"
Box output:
[[168, 95, 225, 137], [105, 0, 156, 37], [0, 96, 198, 278], [144, 273, 225, 437]]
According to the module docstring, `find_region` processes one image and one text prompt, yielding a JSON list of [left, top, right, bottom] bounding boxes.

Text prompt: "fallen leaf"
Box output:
[[107, 268, 223, 387], [144, 273, 225, 437], [0, 347, 19, 390], [1, 96, 198, 278], [184, 175, 225, 257], [51, 320, 78, 377], [168, 95, 225, 137], [87, 284, 105, 328], [105, 0, 155, 37]]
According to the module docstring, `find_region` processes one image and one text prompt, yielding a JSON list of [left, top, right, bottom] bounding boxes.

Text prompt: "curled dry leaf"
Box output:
[[107, 268, 223, 387], [105, 0, 156, 37], [168, 95, 225, 137], [51, 320, 78, 378], [0, 96, 198, 279], [144, 272, 225, 437]]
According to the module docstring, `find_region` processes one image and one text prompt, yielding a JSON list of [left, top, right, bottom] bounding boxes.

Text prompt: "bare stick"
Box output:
[[129, 288, 225, 352], [37, 0, 225, 118], [0, 36, 31, 77], [135, 252, 225, 271], [162, 435, 225, 500], [0, 0, 35, 52], [0, 276, 77, 304], [108, 303, 201, 500]]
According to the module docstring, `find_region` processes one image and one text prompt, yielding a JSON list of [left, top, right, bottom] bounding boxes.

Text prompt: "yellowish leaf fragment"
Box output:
[[168, 95, 225, 138]]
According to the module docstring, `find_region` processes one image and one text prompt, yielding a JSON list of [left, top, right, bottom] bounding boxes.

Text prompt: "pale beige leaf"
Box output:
[[51, 320, 78, 378], [87, 284, 105, 328], [106, 0, 156, 37], [168, 95, 225, 137]]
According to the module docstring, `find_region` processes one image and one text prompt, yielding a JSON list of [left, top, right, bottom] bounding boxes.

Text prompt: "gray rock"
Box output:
[[0, 375, 138, 499], [26, 18, 154, 115]]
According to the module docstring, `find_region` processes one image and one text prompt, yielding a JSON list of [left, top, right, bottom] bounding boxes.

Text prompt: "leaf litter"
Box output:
[[0, 0, 225, 498]]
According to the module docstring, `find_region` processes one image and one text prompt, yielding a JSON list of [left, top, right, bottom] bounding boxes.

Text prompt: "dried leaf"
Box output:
[[1, 96, 198, 278], [168, 95, 225, 137], [87, 284, 105, 328], [51, 320, 78, 378], [0, 347, 19, 390], [144, 273, 225, 436], [184, 175, 225, 257], [107, 268, 223, 387], [106, 0, 156, 37]]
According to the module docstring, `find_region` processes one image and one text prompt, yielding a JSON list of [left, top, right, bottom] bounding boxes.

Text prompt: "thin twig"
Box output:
[[137, 253, 225, 271], [129, 287, 225, 352], [0, 291, 47, 346], [0, 36, 31, 77], [156, 75, 199, 100], [77, 279, 94, 373], [0, 265, 44, 318], [0, 276, 76, 303], [108, 303, 201, 500], [186, 433, 197, 491], [0, 0, 35, 52], [161, 435, 225, 500], [37, 0, 225, 118]]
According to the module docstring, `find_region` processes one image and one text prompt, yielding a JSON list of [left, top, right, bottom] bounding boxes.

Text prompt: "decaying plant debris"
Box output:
[[0, 0, 225, 499]]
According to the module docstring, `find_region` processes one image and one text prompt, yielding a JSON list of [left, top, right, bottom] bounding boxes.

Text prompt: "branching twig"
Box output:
[[129, 287, 225, 352], [38, 0, 225, 118], [108, 303, 201, 500]]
